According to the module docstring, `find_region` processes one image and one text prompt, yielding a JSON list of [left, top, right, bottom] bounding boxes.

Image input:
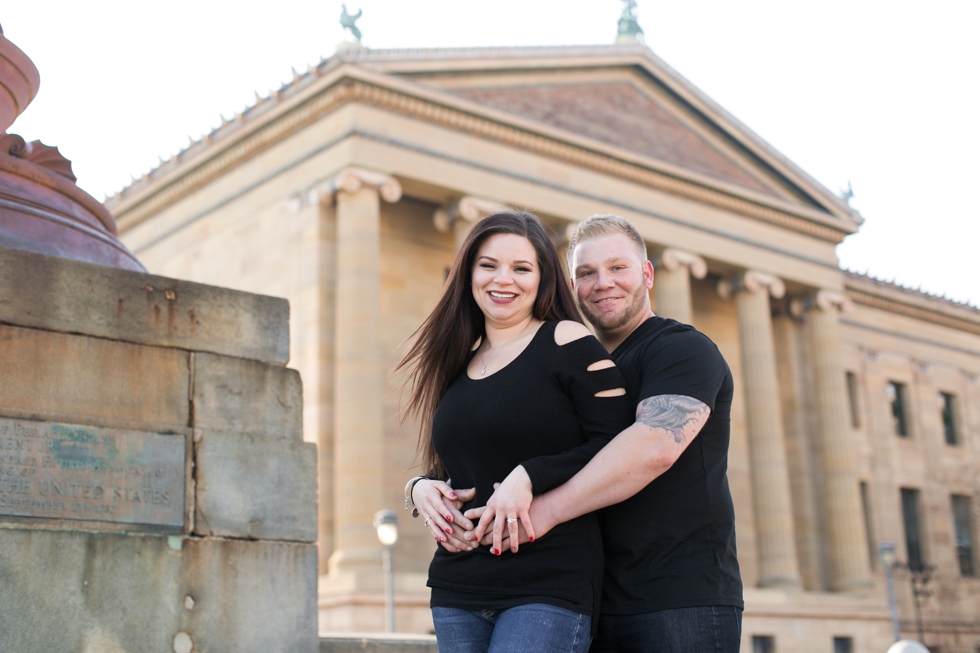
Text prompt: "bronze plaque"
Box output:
[[0, 417, 185, 528]]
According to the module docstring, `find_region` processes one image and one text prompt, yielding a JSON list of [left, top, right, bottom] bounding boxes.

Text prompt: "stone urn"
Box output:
[[0, 25, 144, 271]]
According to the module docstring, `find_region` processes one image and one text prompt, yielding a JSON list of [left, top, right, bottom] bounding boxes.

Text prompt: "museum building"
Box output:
[[104, 38, 980, 653]]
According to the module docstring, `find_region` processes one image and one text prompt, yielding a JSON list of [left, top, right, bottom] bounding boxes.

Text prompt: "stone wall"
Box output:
[[0, 246, 318, 653]]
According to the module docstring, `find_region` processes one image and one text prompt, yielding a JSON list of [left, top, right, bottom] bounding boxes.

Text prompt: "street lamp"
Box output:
[[374, 509, 398, 633], [878, 541, 900, 643]]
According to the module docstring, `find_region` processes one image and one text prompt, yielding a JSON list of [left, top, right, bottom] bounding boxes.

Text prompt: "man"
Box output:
[[471, 214, 743, 652]]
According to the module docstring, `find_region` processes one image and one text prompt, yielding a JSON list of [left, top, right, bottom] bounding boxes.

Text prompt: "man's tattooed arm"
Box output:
[[635, 395, 710, 444]]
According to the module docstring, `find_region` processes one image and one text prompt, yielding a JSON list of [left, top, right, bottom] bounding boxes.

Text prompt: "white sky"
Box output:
[[5, 1, 979, 305]]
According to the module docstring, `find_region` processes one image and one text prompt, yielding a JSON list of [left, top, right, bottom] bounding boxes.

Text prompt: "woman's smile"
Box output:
[[471, 233, 540, 328]]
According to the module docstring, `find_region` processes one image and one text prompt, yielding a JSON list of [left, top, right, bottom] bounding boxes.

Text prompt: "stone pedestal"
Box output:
[[721, 271, 802, 589], [654, 248, 707, 324], [806, 290, 873, 591], [0, 246, 318, 653]]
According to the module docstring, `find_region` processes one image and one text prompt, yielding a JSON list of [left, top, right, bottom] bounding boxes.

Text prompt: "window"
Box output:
[[952, 495, 975, 576], [860, 482, 876, 568], [887, 382, 908, 436], [901, 488, 925, 570], [940, 392, 958, 445], [846, 371, 861, 428], [752, 636, 775, 653], [834, 637, 854, 653]]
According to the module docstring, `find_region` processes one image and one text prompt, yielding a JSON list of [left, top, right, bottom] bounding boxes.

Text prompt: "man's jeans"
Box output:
[[432, 604, 592, 653], [590, 605, 742, 653]]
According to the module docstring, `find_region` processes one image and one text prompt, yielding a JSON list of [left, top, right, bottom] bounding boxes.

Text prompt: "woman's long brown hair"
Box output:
[[397, 211, 581, 478]]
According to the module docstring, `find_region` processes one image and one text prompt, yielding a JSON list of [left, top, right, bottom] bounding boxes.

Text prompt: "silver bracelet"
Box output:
[[404, 476, 428, 518]]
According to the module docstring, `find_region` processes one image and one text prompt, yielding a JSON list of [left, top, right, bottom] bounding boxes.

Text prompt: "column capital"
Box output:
[[813, 289, 852, 313], [433, 196, 506, 233], [313, 167, 402, 204], [717, 270, 785, 300], [657, 248, 707, 279], [789, 289, 853, 318]]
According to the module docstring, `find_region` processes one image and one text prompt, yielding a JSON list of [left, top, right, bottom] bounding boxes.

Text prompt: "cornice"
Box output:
[[845, 273, 980, 337], [111, 69, 853, 243]]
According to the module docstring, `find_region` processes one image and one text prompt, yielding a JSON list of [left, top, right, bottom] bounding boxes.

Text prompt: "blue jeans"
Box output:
[[590, 606, 742, 653], [432, 604, 592, 653]]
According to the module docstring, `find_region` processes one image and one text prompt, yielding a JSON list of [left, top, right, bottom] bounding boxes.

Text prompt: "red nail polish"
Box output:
[[446, 515, 453, 522], [441, 536, 447, 542], [529, 537, 534, 542], [450, 492, 457, 498], [445, 528, 452, 534], [493, 548, 500, 556]]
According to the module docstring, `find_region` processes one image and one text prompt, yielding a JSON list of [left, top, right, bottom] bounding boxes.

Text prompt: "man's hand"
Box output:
[[412, 480, 476, 552], [470, 466, 536, 554], [467, 499, 559, 550]]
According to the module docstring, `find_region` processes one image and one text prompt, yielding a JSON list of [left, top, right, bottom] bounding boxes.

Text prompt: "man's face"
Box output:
[[571, 233, 653, 334]]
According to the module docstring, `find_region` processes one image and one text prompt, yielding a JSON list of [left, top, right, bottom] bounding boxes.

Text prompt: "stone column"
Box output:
[[433, 196, 507, 251], [323, 167, 402, 587], [654, 248, 707, 324], [806, 290, 873, 590], [291, 190, 337, 574], [719, 271, 802, 588], [772, 310, 824, 590]]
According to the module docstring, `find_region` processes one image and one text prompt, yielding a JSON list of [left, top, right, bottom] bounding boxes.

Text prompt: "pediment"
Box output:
[[107, 46, 861, 239], [364, 46, 860, 227], [451, 79, 780, 198]]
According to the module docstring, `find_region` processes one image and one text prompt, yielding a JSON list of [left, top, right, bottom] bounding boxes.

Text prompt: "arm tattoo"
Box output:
[[635, 395, 710, 444]]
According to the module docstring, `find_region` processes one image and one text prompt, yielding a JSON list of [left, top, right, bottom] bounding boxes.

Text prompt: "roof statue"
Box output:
[[839, 179, 855, 205], [340, 4, 363, 44], [616, 0, 645, 44]]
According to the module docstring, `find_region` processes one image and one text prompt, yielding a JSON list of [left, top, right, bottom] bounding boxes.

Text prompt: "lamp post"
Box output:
[[897, 561, 935, 645], [374, 509, 399, 633], [878, 542, 900, 642]]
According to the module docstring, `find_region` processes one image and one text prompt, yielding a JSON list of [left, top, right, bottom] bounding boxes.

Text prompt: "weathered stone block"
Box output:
[[0, 323, 189, 427], [0, 528, 317, 653], [0, 245, 290, 364], [194, 431, 317, 542], [191, 352, 302, 440]]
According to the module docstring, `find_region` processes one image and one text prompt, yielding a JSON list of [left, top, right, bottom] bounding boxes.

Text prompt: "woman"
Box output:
[[398, 211, 633, 652]]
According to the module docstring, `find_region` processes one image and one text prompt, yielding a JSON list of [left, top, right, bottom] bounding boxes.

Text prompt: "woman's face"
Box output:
[[471, 233, 541, 328]]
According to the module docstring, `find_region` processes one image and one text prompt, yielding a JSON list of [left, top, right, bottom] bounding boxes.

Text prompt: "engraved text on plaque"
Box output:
[[0, 417, 185, 528]]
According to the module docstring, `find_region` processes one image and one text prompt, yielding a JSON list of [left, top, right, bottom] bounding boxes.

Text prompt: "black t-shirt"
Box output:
[[601, 316, 743, 614], [428, 321, 634, 620]]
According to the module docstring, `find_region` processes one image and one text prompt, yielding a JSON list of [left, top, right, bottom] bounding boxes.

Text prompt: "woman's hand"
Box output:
[[472, 466, 535, 555], [412, 480, 476, 552]]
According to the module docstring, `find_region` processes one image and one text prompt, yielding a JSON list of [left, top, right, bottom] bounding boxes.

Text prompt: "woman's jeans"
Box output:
[[590, 605, 743, 653], [432, 604, 592, 653]]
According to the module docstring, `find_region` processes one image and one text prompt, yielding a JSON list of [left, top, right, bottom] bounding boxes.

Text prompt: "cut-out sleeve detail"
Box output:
[[582, 366, 625, 390], [595, 387, 627, 397], [520, 334, 634, 495], [587, 359, 615, 371]]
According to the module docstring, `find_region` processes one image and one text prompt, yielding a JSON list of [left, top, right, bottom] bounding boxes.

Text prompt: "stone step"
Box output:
[[319, 634, 438, 653]]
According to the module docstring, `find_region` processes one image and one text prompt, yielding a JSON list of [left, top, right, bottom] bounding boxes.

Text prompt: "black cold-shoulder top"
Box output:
[[427, 320, 634, 622]]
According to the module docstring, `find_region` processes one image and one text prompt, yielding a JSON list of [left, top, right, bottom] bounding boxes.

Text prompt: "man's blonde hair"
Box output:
[[566, 214, 648, 267]]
